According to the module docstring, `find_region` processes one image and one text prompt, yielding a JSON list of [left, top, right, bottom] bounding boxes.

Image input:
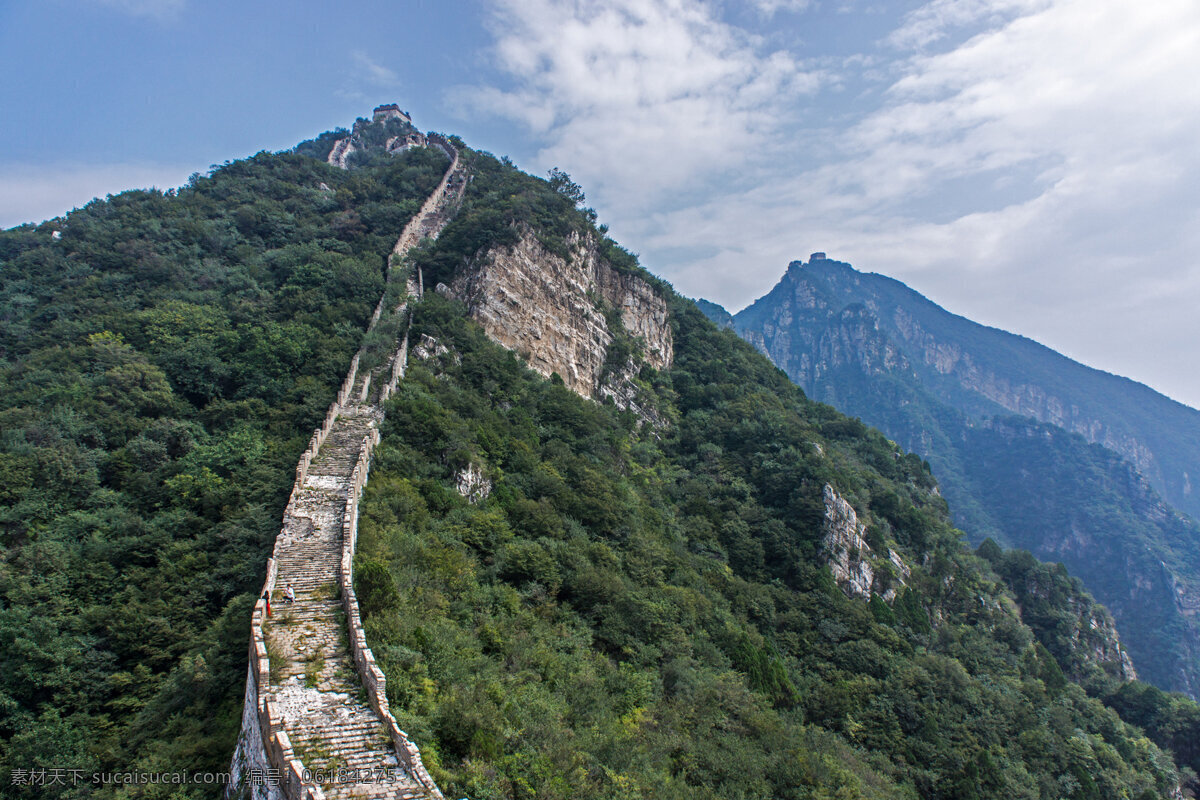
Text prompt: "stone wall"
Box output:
[[425, 133, 457, 164], [389, 139, 465, 260], [228, 316, 421, 800], [230, 341, 367, 800], [377, 334, 408, 406], [229, 126, 463, 800], [326, 138, 356, 169], [226, 550, 329, 800], [338, 429, 444, 799], [294, 355, 360, 490]]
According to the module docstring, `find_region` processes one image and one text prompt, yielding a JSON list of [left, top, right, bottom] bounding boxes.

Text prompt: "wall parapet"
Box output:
[[340, 429, 444, 799], [389, 139, 462, 262], [378, 332, 409, 406], [295, 354, 360, 491]]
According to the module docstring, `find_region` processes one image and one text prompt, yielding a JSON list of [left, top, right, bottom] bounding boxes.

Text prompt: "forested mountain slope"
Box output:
[[713, 258, 1200, 698], [344, 144, 1197, 798], [1, 118, 1198, 800], [0, 143, 449, 793]]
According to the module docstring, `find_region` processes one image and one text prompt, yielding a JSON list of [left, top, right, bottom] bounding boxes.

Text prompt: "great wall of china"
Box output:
[[226, 125, 467, 800]]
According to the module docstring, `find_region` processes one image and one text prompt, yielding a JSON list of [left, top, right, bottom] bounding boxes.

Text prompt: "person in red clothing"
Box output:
[[262, 590, 271, 617]]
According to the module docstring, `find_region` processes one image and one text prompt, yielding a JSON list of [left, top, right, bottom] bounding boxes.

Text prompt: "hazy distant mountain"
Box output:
[[694, 298, 733, 329], [710, 256, 1200, 696]]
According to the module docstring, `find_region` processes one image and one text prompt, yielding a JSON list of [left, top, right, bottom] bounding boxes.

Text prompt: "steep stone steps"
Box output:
[[231, 132, 470, 800], [264, 402, 429, 799]]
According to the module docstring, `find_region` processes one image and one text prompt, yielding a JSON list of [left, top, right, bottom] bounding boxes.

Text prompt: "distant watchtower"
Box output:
[[373, 103, 412, 125], [810, 252, 827, 262]]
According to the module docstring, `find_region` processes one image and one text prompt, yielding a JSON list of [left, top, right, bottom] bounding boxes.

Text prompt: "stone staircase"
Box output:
[[264, 399, 421, 799], [228, 131, 468, 800], [327, 137, 356, 169]]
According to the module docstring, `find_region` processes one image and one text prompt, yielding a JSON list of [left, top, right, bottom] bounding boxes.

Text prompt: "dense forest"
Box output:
[[1, 123, 1198, 800], [0, 144, 448, 794]]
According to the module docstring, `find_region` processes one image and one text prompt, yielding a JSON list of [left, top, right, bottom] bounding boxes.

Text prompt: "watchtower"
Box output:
[[373, 103, 412, 125]]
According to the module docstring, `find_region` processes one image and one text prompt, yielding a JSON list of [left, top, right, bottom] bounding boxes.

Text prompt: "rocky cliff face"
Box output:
[[822, 484, 909, 602], [1078, 604, 1139, 682], [1043, 583, 1139, 683], [890, 307, 1163, 481], [734, 266, 912, 404], [997, 551, 1140, 684], [445, 226, 672, 406]]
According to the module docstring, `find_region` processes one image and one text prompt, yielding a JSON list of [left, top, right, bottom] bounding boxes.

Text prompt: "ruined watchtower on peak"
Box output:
[[373, 103, 411, 124]]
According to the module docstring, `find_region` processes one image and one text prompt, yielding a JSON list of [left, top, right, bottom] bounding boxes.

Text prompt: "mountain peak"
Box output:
[[731, 258, 1200, 697], [786, 253, 858, 279]]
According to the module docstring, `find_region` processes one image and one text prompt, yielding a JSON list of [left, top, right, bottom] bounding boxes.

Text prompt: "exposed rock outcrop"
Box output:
[[740, 273, 912, 396], [446, 226, 672, 408], [1009, 562, 1139, 683], [1083, 606, 1139, 681], [890, 307, 1163, 482], [412, 333, 450, 362], [821, 484, 908, 602], [455, 463, 491, 504]]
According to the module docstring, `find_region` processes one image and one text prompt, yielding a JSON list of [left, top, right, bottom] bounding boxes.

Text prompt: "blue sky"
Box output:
[[3, 0, 1199, 409]]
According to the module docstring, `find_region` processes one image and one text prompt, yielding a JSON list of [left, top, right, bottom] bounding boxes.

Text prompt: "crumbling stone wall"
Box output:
[[337, 424, 442, 797], [228, 126, 464, 800]]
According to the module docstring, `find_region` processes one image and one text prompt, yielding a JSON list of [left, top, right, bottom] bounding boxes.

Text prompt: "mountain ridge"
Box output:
[[714, 256, 1200, 697], [734, 258, 1200, 506]]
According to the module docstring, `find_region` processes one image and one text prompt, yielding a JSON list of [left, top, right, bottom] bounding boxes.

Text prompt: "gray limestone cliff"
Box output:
[[444, 226, 672, 410], [1074, 601, 1138, 683], [821, 484, 909, 603], [888, 306, 1163, 478]]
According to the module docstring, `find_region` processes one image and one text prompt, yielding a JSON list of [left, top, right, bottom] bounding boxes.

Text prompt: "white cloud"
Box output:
[[352, 51, 401, 87], [463, 0, 821, 211], [886, 0, 1046, 50], [662, 0, 1200, 405], [0, 163, 197, 230], [827, 1, 1200, 295], [464, 0, 1200, 406], [751, 0, 814, 16], [91, 0, 185, 21]]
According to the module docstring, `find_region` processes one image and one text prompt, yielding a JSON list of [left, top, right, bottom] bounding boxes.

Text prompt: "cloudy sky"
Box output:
[[3, 0, 1198, 407]]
